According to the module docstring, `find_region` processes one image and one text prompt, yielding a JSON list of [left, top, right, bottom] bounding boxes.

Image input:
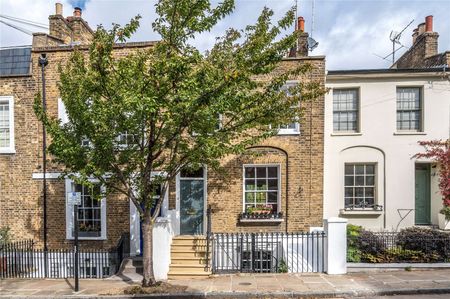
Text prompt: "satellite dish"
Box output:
[[307, 37, 319, 51]]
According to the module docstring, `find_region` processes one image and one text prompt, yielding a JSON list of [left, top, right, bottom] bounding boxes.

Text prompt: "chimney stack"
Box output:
[[55, 3, 63, 15], [393, 16, 439, 68], [425, 15, 433, 32], [295, 16, 309, 57], [73, 7, 82, 17]]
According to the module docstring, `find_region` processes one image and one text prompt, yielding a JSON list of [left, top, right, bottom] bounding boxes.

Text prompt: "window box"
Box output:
[[239, 212, 284, 223], [340, 205, 383, 216]]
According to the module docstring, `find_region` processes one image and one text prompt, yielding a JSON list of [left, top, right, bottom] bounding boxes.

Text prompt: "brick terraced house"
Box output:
[[0, 4, 325, 278]]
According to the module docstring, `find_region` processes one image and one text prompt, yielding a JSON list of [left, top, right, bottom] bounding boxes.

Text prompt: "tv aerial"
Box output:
[[374, 19, 414, 64], [307, 37, 319, 51]]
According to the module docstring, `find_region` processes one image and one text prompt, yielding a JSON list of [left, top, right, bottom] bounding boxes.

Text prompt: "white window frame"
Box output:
[[343, 163, 377, 210], [277, 81, 300, 135], [65, 178, 107, 240], [333, 88, 360, 133], [0, 96, 15, 154], [58, 98, 68, 124], [242, 164, 281, 213], [396, 86, 423, 132]]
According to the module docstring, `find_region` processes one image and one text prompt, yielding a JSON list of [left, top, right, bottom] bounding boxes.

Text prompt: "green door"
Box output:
[[179, 168, 205, 235], [415, 164, 431, 225]]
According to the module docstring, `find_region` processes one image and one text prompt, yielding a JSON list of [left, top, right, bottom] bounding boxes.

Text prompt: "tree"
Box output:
[[34, 0, 326, 286], [415, 139, 450, 219]]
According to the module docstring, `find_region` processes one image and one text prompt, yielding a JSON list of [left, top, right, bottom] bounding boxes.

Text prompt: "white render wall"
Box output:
[[324, 74, 450, 231]]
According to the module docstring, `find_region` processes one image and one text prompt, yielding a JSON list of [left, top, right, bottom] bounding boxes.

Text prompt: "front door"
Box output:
[[415, 164, 431, 225], [179, 168, 205, 235]]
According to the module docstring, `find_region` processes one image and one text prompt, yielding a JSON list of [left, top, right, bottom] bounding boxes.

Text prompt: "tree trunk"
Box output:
[[141, 218, 156, 287]]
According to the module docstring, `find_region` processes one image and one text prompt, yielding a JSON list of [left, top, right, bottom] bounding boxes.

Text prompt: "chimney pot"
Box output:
[[425, 15, 433, 32], [73, 7, 82, 17], [55, 3, 63, 15], [418, 22, 426, 35], [297, 16, 305, 32]]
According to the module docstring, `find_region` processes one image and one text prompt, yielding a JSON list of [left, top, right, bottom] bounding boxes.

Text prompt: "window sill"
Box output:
[[277, 131, 300, 136], [340, 209, 383, 216], [67, 236, 107, 241], [0, 148, 16, 154], [393, 132, 427, 136], [331, 132, 362, 137]]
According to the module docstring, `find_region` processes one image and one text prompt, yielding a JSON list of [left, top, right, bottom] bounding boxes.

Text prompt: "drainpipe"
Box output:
[[38, 54, 48, 257]]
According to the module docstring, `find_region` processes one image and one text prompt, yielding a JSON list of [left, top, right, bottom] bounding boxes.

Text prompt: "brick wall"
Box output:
[[0, 39, 154, 249], [394, 32, 439, 69], [168, 57, 326, 233]]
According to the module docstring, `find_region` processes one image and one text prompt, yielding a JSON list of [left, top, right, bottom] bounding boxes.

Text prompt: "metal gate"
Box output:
[[212, 231, 325, 274]]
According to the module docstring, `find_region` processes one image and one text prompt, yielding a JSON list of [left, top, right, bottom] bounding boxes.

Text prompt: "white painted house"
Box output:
[[324, 68, 450, 231], [324, 16, 450, 231]]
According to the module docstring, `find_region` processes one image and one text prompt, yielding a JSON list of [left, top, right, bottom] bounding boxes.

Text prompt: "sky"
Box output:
[[1, 0, 450, 70]]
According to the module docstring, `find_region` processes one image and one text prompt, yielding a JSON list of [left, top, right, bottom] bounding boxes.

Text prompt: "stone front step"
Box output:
[[171, 257, 208, 265], [116, 257, 144, 282], [169, 235, 211, 280]]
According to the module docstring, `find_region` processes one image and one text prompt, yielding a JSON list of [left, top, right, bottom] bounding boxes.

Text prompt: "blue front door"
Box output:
[[179, 168, 205, 235]]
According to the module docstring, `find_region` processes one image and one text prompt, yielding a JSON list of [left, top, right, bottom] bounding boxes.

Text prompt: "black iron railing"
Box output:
[[212, 231, 325, 274], [0, 234, 130, 279]]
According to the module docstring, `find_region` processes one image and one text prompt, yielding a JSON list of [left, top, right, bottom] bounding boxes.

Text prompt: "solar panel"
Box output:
[[0, 47, 32, 76]]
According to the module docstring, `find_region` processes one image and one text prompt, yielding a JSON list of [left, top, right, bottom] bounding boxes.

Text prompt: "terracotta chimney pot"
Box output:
[[73, 7, 82, 17], [425, 15, 433, 32], [297, 16, 305, 32]]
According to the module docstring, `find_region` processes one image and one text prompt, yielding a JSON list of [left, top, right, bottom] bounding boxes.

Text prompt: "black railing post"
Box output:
[[74, 204, 79, 292], [251, 233, 256, 273]]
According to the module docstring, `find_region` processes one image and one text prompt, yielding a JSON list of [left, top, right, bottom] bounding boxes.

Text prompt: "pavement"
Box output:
[[1, 269, 450, 298]]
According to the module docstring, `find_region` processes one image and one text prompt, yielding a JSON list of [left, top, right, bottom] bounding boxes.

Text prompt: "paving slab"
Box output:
[[1, 269, 450, 298]]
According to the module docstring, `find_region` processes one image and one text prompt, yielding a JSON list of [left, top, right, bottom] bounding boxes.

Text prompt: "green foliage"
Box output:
[[0, 226, 11, 245], [347, 224, 362, 262], [440, 206, 450, 220], [396, 227, 450, 260], [347, 226, 450, 263], [347, 247, 362, 263], [277, 259, 288, 273]]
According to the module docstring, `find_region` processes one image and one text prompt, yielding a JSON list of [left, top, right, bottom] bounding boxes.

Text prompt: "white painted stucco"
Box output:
[[324, 71, 450, 231]]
